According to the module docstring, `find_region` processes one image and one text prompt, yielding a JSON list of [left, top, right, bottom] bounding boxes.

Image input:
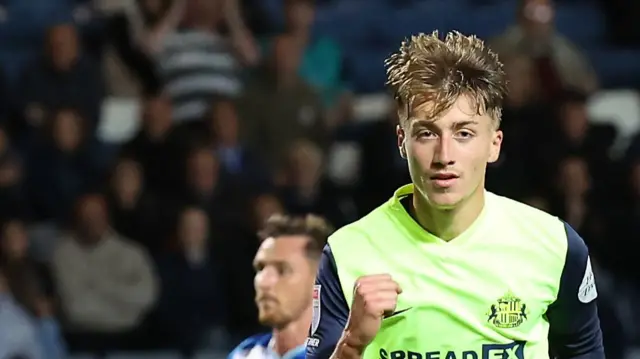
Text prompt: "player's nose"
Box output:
[[433, 136, 455, 165], [255, 266, 278, 289]]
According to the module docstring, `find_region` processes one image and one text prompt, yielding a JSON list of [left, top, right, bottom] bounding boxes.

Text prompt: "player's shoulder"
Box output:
[[228, 333, 272, 359], [487, 192, 578, 246], [328, 200, 396, 245], [488, 191, 556, 220]]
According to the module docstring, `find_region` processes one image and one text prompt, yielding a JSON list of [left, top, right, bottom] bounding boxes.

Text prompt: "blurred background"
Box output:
[[0, 0, 639, 358]]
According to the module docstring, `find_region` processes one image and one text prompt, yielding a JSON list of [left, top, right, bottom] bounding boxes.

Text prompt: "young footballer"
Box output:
[[305, 31, 604, 359]]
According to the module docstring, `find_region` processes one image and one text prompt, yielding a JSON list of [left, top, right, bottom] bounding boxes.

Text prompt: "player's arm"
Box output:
[[306, 245, 355, 359], [546, 222, 605, 359]]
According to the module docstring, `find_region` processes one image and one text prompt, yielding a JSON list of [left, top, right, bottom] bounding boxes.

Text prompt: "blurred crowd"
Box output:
[[0, 0, 639, 358]]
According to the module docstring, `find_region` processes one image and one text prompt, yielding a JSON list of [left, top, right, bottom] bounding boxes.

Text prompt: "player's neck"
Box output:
[[412, 188, 485, 241], [272, 305, 312, 355]]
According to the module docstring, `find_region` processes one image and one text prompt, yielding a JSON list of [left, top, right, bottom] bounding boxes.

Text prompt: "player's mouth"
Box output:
[[257, 296, 279, 305], [429, 172, 459, 188]]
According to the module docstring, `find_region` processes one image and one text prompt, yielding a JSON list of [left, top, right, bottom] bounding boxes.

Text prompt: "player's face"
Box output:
[[397, 95, 502, 208], [253, 236, 316, 329]]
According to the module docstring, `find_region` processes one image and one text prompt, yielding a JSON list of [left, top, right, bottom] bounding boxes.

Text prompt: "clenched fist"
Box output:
[[344, 274, 402, 351]]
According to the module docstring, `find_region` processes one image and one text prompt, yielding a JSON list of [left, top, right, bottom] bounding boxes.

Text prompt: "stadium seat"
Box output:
[[261, 0, 284, 29], [450, 2, 516, 39], [554, 4, 606, 47], [344, 49, 389, 93], [313, 3, 385, 47], [0, 50, 36, 85], [372, 4, 451, 46], [588, 48, 640, 88]]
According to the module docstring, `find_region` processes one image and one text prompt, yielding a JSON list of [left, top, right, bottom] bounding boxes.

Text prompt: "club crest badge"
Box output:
[[486, 291, 528, 328]]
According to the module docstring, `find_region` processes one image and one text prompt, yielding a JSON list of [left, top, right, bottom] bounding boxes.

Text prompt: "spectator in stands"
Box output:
[[253, 193, 284, 228], [15, 23, 103, 141], [0, 267, 43, 359], [551, 91, 616, 186], [156, 206, 226, 354], [266, 0, 346, 108], [157, 0, 258, 123], [32, 295, 67, 359], [0, 220, 52, 313], [486, 55, 550, 198], [0, 220, 66, 359], [278, 140, 356, 227], [609, 160, 640, 280], [240, 34, 327, 174], [25, 108, 107, 223], [106, 156, 167, 255], [102, 0, 183, 96], [356, 109, 410, 214], [0, 126, 26, 222], [52, 194, 158, 352], [122, 93, 185, 193], [489, 0, 597, 97], [551, 157, 611, 265], [197, 98, 269, 188], [553, 157, 596, 232], [184, 146, 250, 226]]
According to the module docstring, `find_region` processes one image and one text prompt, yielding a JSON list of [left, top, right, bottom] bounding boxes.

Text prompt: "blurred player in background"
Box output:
[[306, 31, 605, 359], [228, 214, 332, 359]]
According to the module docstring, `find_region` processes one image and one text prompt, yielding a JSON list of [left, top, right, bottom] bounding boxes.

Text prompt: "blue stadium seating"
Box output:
[[588, 48, 640, 88], [449, 2, 517, 39], [0, 0, 638, 93], [554, 3, 607, 48]]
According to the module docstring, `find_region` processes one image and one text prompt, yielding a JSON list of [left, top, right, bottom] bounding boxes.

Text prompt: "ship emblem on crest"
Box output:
[[486, 291, 528, 329]]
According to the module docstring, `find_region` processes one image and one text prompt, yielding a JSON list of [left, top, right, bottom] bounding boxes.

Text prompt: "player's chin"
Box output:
[[258, 310, 277, 325], [426, 191, 464, 209], [258, 311, 285, 328]]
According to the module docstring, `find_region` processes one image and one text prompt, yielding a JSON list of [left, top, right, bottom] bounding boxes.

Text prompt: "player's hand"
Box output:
[[344, 274, 402, 352]]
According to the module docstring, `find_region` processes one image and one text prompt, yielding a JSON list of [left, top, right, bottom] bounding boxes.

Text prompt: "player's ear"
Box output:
[[487, 129, 503, 163], [396, 125, 407, 159]]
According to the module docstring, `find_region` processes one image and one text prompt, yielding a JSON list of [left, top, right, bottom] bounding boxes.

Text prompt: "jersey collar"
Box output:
[[388, 184, 491, 245], [267, 336, 306, 359]]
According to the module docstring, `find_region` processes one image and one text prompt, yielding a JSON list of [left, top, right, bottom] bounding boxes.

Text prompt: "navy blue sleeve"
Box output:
[[306, 244, 350, 359], [546, 222, 605, 359]]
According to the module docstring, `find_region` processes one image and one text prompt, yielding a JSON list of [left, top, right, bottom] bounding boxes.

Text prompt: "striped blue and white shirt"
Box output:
[[158, 30, 242, 123]]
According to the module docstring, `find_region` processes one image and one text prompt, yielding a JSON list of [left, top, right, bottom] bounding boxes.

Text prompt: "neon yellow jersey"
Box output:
[[306, 184, 604, 359]]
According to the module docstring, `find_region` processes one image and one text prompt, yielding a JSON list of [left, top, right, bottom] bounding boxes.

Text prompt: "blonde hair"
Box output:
[[385, 31, 507, 124]]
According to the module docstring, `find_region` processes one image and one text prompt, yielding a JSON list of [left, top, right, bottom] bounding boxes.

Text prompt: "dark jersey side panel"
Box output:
[[306, 245, 350, 359], [546, 222, 605, 359]]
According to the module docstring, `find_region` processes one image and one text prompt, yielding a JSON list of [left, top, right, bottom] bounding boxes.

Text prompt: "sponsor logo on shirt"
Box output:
[[578, 256, 598, 303], [311, 285, 321, 335], [486, 291, 528, 328], [379, 341, 526, 359], [306, 337, 319, 348]]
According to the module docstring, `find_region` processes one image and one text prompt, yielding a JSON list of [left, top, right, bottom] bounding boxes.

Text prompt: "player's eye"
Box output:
[[276, 263, 292, 276], [417, 130, 436, 139], [455, 130, 475, 139]]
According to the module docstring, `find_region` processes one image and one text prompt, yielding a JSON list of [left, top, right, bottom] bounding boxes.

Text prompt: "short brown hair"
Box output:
[[259, 214, 332, 260], [385, 31, 507, 124]]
